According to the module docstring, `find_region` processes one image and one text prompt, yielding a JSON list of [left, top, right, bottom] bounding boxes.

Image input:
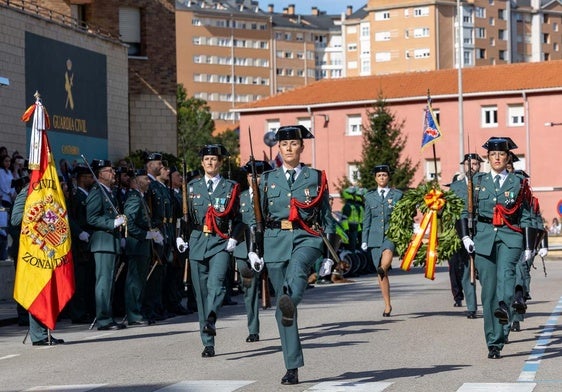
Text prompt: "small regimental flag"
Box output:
[[421, 98, 442, 149]]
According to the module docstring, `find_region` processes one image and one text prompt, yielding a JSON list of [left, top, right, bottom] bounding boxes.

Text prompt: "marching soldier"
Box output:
[[123, 169, 163, 326], [233, 160, 273, 343], [178, 144, 243, 358], [361, 165, 403, 318], [449, 154, 481, 318], [67, 163, 96, 324], [460, 137, 533, 359], [86, 159, 127, 330], [248, 125, 336, 385]]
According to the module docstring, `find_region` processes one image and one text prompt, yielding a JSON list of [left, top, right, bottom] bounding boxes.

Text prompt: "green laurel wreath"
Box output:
[[386, 182, 463, 266]]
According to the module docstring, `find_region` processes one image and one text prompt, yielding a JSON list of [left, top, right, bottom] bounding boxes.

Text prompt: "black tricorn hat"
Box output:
[[275, 125, 314, 141], [242, 160, 273, 175], [169, 166, 179, 175], [91, 159, 112, 173], [372, 164, 391, 174], [198, 144, 229, 157], [73, 164, 91, 176], [461, 153, 484, 163], [482, 137, 517, 151], [186, 169, 201, 182], [508, 151, 520, 162], [144, 152, 163, 163], [131, 168, 148, 177]]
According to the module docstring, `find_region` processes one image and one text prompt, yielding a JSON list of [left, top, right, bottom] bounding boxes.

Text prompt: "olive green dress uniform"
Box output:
[[466, 169, 532, 354], [123, 188, 152, 323], [86, 180, 124, 329], [188, 175, 243, 349], [233, 189, 260, 336], [260, 164, 335, 371], [67, 184, 95, 323], [449, 178, 478, 315], [362, 187, 403, 266]]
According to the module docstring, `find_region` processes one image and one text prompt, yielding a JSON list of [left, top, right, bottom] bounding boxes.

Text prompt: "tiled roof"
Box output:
[[236, 60, 562, 111]]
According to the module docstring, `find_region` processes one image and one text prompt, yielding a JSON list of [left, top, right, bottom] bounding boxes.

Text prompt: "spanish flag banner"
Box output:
[[13, 94, 74, 330]]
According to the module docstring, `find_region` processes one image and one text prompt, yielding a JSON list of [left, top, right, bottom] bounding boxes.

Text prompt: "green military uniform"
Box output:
[[86, 161, 125, 330], [449, 173, 478, 316], [362, 186, 402, 266], [123, 187, 153, 323], [188, 146, 243, 354], [258, 126, 335, 377], [462, 138, 532, 358]]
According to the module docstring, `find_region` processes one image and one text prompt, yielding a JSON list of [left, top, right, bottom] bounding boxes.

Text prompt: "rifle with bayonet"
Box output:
[[179, 159, 191, 292], [466, 156, 476, 285], [248, 128, 271, 309]]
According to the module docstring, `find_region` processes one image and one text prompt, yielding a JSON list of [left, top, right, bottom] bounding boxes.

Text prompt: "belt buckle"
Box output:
[[281, 220, 293, 230], [203, 224, 212, 233]]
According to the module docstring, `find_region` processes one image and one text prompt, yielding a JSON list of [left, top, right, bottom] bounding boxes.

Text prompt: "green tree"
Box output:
[[177, 84, 215, 171], [357, 94, 417, 191]]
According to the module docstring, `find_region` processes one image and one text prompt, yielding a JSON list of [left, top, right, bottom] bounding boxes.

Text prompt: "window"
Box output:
[[266, 120, 280, 134], [375, 31, 391, 41], [476, 28, 486, 39], [119, 7, 142, 56], [414, 28, 430, 38], [348, 43, 357, 51], [414, 7, 429, 17], [361, 59, 371, 74], [498, 30, 505, 40], [414, 48, 430, 58], [347, 115, 363, 136], [508, 105, 524, 127], [481, 106, 498, 127], [477, 48, 486, 59], [499, 50, 506, 60], [361, 25, 370, 37], [375, 52, 391, 62], [543, 33, 550, 44], [375, 11, 390, 21], [425, 159, 441, 181], [348, 163, 360, 184], [475, 7, 485, 18], [498, 9, 505, 20]]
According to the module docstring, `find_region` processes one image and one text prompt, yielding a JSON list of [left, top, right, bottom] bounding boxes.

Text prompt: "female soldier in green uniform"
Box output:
[[249, 125, 335, 385], [460, 137, 532, 359], [180, 145, 243, 358]]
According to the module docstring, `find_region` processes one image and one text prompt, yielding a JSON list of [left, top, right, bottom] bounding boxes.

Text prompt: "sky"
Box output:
[[258, 0, 367, 15]]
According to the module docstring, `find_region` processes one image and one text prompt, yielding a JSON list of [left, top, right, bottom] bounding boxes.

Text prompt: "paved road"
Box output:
[[0, 258, 561, 392]]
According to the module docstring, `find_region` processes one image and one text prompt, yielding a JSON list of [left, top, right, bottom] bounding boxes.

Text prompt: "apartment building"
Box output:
[[175, 1, 348, 132]]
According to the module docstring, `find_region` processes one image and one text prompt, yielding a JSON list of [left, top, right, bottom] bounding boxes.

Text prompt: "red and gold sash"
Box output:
[[204, 183, 240, 239], [288, 170, 328, 236], [492, 178, 531, 233]]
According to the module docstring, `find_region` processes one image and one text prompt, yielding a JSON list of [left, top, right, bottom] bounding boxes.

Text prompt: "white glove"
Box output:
[[78, 231, 90, 243], [120, 238, 126, 249], [248, 251, 264, 273], [114, 215, 126, 228], [361, 242, 368, 251], [524, 249, 533, 261], [319, 258, 334, 277], [462, 236, 474, 253], [538, 248, 548, 258], [153, 231, 164, 245], [176, 237, 189, 253], [225, 238, 237, 252]]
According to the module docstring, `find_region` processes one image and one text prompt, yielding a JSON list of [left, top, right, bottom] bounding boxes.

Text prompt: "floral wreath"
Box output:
[[387, 182, 463, 270]]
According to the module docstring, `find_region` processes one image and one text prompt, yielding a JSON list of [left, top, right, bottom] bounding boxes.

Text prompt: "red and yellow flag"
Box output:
[[13, 96, 74, 330]]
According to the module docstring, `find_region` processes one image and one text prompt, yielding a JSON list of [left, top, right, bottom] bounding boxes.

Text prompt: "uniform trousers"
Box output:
[[475, 240, 521, 350], [267, 246, 321, 370], [94, 252, 118, 327], [190, 251, 230, 347], [236, 258, 260, 335], [125, 253, 151, 322]]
